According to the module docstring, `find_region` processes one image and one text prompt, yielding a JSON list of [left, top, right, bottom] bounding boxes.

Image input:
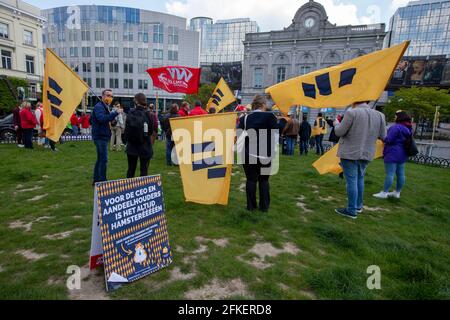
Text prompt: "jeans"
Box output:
[[341, 159, 369, 215], [243, 163, 271, 211], [299, 139, 309, 155], [72, 125, 79, 136], [286, 136, 296, 156], [127, 154, 150, 178], [93, 139, 108, 183], [315, 134, 324, 154], [384, 162, 406, 192], [166, 139, 175, 165], [23, 128, 33, 149]]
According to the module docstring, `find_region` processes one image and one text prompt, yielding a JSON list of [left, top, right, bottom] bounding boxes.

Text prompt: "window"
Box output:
[[57, 31, 65, 41], [1, 50, 12, 69], [254, 68, 263, 88], [82, 63, 91, 73], [276, 67, 286, 83], [24, 30, 33, 46], [168, 27, 179, 45], [81, 31, 90, 41], [138, 80, 148, 90], [0, 23, 9, 39], [109, 47, 119, 58], [108, 31, 118, 41], [109, 63, 119, 73], [123, 63, 133, 73], [300, 65, 311, 75], [124, 79, 133, 89], [138, 48, 148, 59], [83, 77, 92, 87], [59, 47, 66, 58], [95, 47, 104, 58], [25, 55, 35, 74], [70, 47, 78, 57], [69, 31, 78, 41], [153, 24, 164, 43], [95, 63, 105, 73], [168, 50, 178, 61], [138, 32, 149, 43], [153, 49, 163, 60], [123, 48, 133, 58], [123, 31, 134, 42], [96, 78, 105, 89], [82, 47, 91, 57], [109, 78, 119, 89], [94, 31, 104, 41], [138, 64, 147, 73]]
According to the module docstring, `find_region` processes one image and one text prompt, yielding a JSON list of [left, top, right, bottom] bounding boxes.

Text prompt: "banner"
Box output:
[[170, 113, 237, 205], [89, 175, 172, 291], [265, 42, 410, 113], [42, 48, 89, 142], [206, 78, 236, 113], [146, 66, 201, 94], [313, 140, 384, 175]]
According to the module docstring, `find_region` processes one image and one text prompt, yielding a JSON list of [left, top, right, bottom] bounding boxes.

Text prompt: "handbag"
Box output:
[[404, 135, 419, 157]]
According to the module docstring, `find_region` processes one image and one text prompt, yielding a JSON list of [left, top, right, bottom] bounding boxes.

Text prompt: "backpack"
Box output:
[[125, 108, 148, 144], [404, 135, 419, 157]]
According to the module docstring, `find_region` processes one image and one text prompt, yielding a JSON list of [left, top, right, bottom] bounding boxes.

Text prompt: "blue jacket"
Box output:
[[383, 123, 413, 164], [91, 101, 118, 141]]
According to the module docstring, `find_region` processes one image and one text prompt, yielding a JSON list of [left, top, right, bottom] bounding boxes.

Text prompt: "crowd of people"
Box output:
[[10, 90, 414, 220]]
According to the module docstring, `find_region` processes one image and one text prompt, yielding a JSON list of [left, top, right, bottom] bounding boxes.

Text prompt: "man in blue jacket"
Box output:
[[91, 89, 118, 185]]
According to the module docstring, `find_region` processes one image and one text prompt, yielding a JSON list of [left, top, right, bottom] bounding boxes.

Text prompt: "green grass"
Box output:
[[0, 141, 449, 300]]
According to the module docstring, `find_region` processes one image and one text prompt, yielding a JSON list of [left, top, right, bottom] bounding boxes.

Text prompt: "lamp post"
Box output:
[[430, 105, 441, 156]]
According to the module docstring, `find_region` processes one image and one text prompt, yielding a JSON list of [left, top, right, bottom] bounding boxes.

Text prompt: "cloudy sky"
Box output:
[[26, 0, 411, 31]]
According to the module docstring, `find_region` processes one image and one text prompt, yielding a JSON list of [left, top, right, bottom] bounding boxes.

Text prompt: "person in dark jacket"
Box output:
[[284, 113, 300, 156], [91, 89, 118, 184], [12, 103, 24, 147], [373, 111, 413, 200], [162, 103, 180, 166], [298, 115, 311, 156], [326, 116, 340, 145], [238, 94, 278, 212], [125, 93, 158, 178]]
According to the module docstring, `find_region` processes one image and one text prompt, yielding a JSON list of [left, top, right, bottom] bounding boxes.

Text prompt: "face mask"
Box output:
[[104, 97, 113, 105]]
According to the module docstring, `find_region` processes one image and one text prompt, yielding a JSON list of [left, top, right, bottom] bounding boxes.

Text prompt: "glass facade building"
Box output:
[[386, 0, 450, 56], [42, 5, 200, 102], [190, 17, 259, 64]]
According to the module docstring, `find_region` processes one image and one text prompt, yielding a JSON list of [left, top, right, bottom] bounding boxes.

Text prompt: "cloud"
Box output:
[[166, 0, 391, 31]]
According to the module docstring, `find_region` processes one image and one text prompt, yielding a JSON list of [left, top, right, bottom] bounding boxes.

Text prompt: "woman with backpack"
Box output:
[[124, 93, 158, 178], [373, 111, 414, 199]]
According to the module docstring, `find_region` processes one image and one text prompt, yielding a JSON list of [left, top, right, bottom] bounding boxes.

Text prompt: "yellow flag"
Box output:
[[313, 140, 385, 175], [42, 49, 89, 142], [170, 113, 237, 205], [266, 42, 410, 114], [206, 78, 236, 113]]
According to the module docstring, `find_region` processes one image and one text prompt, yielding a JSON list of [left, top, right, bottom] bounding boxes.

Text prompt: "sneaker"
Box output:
[[17, 144, 25, 148], [388, 191, 401, 199], [357, 208, 363, 214], [335, 208, 357, 220], [373, 191, 389, 199]]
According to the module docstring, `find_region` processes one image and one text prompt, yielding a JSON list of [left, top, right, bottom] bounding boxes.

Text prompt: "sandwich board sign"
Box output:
[[89, 175, 173, 291]]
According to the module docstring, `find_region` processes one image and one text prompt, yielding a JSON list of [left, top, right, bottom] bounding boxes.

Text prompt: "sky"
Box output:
[[24, 0, 412, 31]]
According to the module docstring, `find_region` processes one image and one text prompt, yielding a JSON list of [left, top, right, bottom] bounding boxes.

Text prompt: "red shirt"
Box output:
[[20, 108, 37, 129], [81, 115, 90, 128], [70, 114, 80, 126], [188, 106, 208, 117], [178, 108, 189, 117]]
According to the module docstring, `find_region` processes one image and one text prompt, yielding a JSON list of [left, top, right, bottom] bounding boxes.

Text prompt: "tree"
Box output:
[[385, 87, 450, 122], [183, 83, 216, 107]]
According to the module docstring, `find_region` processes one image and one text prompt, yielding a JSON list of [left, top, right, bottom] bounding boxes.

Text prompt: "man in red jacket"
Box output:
[[178, 101, 190, 117], [19, 101, 37, 149], [70, 112, 80, 136], [188, 101, 208, 116]]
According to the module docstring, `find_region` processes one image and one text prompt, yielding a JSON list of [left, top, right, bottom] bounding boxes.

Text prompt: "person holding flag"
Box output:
[[91, 89, 119, 184], [188, 101, 208, 116]]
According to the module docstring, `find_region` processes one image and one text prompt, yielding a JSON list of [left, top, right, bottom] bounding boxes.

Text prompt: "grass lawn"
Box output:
[[0, 140, 449, 300]]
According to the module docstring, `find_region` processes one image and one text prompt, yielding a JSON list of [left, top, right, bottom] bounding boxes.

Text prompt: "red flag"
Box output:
[[146, 66, 201, 94]]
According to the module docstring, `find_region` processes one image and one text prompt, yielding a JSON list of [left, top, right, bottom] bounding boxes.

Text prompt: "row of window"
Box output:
[[1, 50, 35, 74], [253, 66, 314, 88], [77, 62, 155, 74], [82, 77, 148, 90], [45, 27, 179, 45], [56, 47, 178, 61], [0, 22, 34, 46]]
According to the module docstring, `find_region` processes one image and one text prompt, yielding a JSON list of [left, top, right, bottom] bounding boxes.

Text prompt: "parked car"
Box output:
[[0, 114, 16, 141]]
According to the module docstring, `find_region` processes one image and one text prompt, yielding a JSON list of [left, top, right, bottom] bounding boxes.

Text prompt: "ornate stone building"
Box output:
[[241, 0, 386, 105]]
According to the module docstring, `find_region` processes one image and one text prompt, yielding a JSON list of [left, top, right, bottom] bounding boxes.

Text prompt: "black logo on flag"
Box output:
[[211, 89, 224, 107], [191, 141, 227, 179], [47, 77, 63, 118], [302, 68, 357, 99]]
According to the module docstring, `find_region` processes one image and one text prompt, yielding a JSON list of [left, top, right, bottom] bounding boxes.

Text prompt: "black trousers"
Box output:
[[127, 154, 150, 178], [243, 163, 271, 212], [23, 128, 33, 149]]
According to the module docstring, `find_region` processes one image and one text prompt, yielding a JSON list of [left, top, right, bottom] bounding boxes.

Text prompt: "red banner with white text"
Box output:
[[146, 66, 201, 94]]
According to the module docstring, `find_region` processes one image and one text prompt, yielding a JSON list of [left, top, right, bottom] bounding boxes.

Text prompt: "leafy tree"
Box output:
[[385, 87, 450, 122], [183, 83, 216, 107]]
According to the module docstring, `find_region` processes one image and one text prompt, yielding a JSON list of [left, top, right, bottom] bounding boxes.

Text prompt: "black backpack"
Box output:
[[125, 108, 148, 144], [404, 135, 419, 157]]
